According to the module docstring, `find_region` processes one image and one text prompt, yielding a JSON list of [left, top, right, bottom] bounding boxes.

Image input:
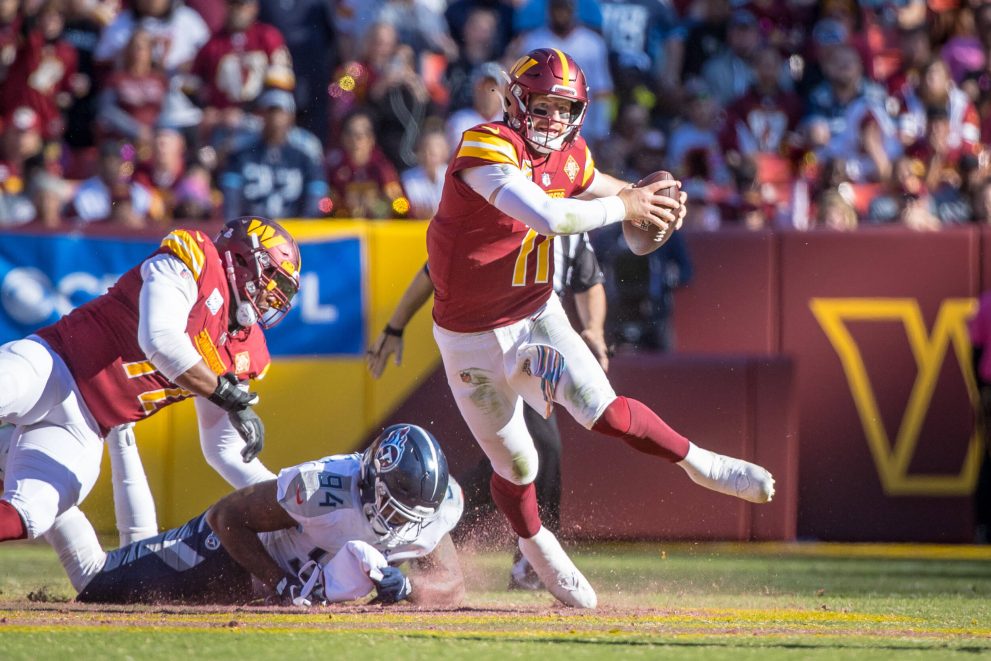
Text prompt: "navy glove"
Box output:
[[230, 407, 264, 463], [208, 373, 259, 412], [274, 574, 311, 607], [371, 566, 412, 604]]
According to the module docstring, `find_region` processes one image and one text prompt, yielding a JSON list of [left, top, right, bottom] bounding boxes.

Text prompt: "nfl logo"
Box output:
[[541, 173, 551, 187]]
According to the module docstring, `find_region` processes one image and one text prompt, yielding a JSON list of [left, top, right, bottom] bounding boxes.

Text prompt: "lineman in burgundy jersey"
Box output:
[[426, 49, 775, 610], [0, 217, 301, 546]]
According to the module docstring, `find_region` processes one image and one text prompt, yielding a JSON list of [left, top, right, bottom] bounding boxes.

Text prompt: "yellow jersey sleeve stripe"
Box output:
[[161, 230, 205, 280], [457, 143, 518, 166], [582, 146, 595, 186], [553, 49, 570, 86], [123, 361, 158, 378], [460, 137, 518, 163], [462, 131, 518, 153]]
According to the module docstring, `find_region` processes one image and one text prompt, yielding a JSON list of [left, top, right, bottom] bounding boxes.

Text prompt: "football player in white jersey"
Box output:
[[31, 424, 464, 606]]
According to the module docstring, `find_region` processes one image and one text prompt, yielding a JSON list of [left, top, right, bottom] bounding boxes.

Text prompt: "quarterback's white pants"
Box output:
[[434, 294, 616, 485], [0, 338, 104, 539]]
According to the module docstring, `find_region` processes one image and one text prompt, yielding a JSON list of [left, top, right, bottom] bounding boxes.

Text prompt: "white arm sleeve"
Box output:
[[194, 396, 276, 488], [460, 164, 627, 236], [137, 254, 204, 382]]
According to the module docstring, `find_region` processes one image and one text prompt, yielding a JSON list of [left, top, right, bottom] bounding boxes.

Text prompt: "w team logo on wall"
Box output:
[[375, 426, 410, 473]]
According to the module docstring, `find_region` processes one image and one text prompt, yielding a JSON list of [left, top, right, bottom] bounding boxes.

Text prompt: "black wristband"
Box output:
[[383, 324, 404, 338], [208, 373, 247, 412]]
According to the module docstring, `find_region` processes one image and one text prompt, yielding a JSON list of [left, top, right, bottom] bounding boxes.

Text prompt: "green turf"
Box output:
[[1, 540, 989, 659]]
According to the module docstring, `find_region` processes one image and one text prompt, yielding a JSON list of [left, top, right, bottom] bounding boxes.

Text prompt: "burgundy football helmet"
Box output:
[[214, 216, 301, 329], [505, 48, 589, 152]]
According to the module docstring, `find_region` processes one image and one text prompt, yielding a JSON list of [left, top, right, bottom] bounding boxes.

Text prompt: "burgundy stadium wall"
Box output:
[[674, 227, 983, 542]]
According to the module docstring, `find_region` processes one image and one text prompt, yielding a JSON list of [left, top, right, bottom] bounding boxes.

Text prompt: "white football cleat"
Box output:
[[518, 527, 597, 609], [679, 444, 775, 504]]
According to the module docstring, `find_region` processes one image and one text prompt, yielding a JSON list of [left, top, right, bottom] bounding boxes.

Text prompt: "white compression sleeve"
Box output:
[[137, 254, 203, 382], [460, 164, 627, 236], [195, 396, 276, 488], [107, 423, 159, 545]]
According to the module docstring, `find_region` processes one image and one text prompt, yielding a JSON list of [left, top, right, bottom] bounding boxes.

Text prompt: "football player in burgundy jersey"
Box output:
[[0, 216, 301, 549], [426, 48, 776, 609]]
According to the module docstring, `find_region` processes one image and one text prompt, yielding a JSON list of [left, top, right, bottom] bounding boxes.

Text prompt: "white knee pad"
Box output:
[[108, 424, 159, 544]]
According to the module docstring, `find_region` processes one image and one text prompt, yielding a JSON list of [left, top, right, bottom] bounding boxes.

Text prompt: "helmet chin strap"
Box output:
[[224, 249, 259, 329]]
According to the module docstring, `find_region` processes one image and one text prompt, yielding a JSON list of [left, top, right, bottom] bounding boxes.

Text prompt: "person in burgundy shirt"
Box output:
[[0, 0, 86, 141], [190, 0, 294, 124], [96, 28, 168, 148], [426, 49, 775, 610], [326, 109, 406, 219]]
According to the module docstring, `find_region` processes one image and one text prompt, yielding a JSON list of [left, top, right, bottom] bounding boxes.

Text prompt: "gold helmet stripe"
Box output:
[[552, 49, 570, 87]]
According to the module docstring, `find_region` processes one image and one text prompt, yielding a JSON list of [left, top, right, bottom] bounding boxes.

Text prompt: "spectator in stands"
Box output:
[[258, 0, 336, 141], [896, 58, 981, 157], [28, 170, 72, 228], [63, 0, 117, 167], [0, 0, 86, 142], [445, 61, 505, 149], [671, 0, 733, 83], [95, 0, 210, 75], [815, 189, 858, 231], [377, 0, 458, 60], [938, 3, 985, 85], [886, 24, 932, 101], [700, 9, 763, 107], [191, 0, 294, 136], [667, 78, 732, 190], [96, 28, 168, 154], [518, 0, 614, 146], [220, 88, 327, 219], [326, 109, 406, 219], [514, 0, 602, 34], [0, 107, 44, 227], [795, 17, 849, 100], [720, 45, 802, 166], [598, 0, 680, 108], [400, 126, 449, 219], [806, 44, 900, 183], [134, 123, 214, 222], [0, 0, 21, 85], [593, 103, 651, 181], [445, 0, 515, 58], [70, 140, 153, 227], [443, 7, 502, 112], [972, 177, 991, 224]]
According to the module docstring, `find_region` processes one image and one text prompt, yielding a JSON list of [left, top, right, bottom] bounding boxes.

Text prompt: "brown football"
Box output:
[[623, 169, 678, 255], [635, 169, 678, 197]]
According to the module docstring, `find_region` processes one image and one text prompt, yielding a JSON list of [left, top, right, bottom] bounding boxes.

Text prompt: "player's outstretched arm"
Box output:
[[206, 481, 298, 596], [367, 265, 435, 379]]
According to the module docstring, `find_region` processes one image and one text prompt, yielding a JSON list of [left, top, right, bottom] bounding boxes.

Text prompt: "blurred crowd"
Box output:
[[1, 0, 991, 233]]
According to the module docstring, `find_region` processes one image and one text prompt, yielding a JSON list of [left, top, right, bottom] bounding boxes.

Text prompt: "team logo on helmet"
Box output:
[[375, 425, 410, 473], [204, 533, 220, 551]]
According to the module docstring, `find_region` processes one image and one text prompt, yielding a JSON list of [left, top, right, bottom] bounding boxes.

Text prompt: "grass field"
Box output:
[[1, 539, 990, 659]]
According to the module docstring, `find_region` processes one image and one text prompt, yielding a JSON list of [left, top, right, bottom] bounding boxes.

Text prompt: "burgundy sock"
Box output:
[[0, 500, 27, 541], [592, 396, 690, 462], [489, 473, 542, 538]]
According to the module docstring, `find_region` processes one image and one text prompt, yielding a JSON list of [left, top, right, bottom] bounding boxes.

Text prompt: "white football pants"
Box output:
[[433, 294, 616, 486], [0, 338, 103, 539]]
